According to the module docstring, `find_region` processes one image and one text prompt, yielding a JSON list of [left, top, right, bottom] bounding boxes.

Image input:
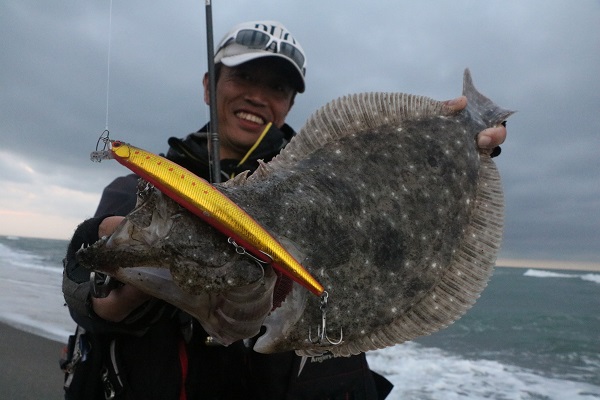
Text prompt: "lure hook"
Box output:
[[91, 129, 114, 162], [227, 237, 272, 265], [308, 291, 343, 346], [96, 129, 111, 150], [227, 238, 269, 282]]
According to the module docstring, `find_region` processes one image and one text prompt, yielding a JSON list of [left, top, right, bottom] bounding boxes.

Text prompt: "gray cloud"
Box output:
[[1, 0, 598, 260]]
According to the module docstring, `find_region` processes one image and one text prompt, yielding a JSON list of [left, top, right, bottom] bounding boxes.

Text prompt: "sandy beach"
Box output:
[[0, 322, 65, 400]]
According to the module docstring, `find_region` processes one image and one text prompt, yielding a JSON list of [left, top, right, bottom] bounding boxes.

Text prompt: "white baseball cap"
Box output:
[[214, 20, 306, 93]]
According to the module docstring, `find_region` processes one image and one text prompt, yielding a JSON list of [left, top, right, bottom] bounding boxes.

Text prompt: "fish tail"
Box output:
[[463, 68, 515, 128]]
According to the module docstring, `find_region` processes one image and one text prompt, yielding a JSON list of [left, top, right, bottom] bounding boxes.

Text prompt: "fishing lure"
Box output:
[[91, 135, 325, 296]]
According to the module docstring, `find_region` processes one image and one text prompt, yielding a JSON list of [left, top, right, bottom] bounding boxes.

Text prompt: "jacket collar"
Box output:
[[166, 122, 296, 181]]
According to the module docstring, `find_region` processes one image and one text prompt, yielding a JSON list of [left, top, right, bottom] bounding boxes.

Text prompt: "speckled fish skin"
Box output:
[[78, 69, 513, 356]]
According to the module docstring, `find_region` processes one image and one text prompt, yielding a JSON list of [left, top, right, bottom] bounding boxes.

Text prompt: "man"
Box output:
[[62, 20, 506, 399]]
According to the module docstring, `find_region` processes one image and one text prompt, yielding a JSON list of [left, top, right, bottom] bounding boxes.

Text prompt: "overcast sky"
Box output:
[[1, 1, 598, 265]]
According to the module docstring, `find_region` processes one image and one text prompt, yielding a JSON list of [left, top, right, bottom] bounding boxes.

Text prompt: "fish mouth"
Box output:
[[235, 110, 266, 126], [254, 278, 308, 354], [253, 237, 310, 353]]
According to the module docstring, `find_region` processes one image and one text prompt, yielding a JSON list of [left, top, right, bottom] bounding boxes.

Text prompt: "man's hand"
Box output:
[[98, 215, 125, 238], [444, 96, 507, 151], [92, 216, 152, 322]]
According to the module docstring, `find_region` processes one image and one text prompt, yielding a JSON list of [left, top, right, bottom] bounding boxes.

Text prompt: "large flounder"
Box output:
[[78, 69, 513, 356]]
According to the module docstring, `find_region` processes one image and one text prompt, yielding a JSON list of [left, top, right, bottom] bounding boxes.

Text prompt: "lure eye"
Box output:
[[112, 141, 122, 147]]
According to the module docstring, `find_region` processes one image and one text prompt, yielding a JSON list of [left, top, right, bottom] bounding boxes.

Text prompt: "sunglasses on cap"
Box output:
[[218, 28, 306, 75]]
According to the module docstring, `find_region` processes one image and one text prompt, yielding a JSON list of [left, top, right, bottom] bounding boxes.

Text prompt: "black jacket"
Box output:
[[62, 123, 393, 399]]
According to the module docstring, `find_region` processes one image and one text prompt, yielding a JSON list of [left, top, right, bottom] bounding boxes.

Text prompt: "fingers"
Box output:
[[98, 216, 126, 238], [442, 96, 467, 113], [477, 126, 507, 149]]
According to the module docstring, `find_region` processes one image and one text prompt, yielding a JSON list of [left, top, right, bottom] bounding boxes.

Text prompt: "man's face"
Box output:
[[203, 58, 296, 160]]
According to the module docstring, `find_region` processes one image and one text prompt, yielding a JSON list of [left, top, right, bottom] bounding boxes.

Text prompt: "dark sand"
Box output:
[[0, 323, 65, 400]]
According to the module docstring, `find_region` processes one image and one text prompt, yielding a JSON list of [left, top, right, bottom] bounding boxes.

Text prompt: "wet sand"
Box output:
[[0, 322, 65, 400]]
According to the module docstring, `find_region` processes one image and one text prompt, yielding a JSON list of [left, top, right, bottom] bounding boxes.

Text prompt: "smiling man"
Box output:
[[202, 57, 298, 162], [62, 20, 506, 400]]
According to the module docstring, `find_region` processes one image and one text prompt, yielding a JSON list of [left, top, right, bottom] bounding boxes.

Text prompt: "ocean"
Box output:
[[1, 235, 598, 399]]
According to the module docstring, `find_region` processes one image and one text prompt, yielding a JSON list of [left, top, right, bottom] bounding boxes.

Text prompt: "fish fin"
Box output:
[[463, 68, 515, 127], [222, 170, 250, 187], [255, 159, 272, 177], [222, 161, 271, 187], [267, 92, 446, 173], [297, 356, 308, 377]]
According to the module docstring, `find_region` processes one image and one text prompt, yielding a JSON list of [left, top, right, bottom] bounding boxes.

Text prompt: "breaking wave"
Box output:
[[524, 269, 600, 284]]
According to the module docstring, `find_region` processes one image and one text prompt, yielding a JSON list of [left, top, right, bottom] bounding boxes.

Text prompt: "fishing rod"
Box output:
[[205, 0, 221, 183]]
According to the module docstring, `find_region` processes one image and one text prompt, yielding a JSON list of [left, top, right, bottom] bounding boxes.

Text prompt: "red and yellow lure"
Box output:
[[92, 137, 325, 297]]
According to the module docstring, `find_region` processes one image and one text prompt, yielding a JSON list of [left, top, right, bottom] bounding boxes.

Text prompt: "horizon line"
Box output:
[[1, 234, 599, 272]]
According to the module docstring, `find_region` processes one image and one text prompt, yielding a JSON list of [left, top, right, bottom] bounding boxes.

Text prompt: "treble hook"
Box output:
[[308, 291, 343, 346]]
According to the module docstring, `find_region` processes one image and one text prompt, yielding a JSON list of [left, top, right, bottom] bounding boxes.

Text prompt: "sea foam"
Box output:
[[524, 269, 600, 285]]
